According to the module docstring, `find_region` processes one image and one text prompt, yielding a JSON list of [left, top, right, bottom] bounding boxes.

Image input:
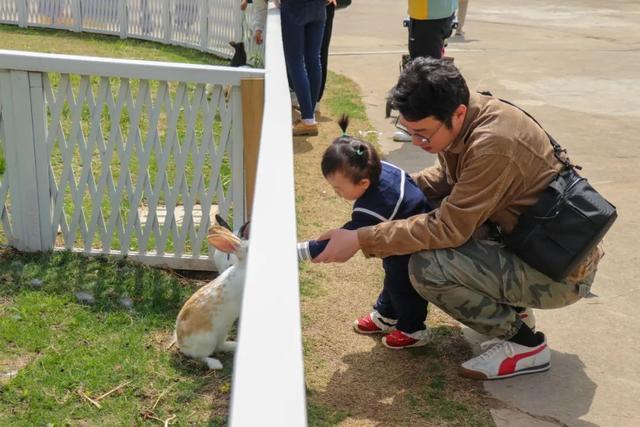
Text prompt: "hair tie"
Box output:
[[355, 147, 364, 156], [342, 132, 348, 137]]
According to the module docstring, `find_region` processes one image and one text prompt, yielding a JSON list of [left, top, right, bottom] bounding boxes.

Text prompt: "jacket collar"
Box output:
[[446, 92, 484, 154]]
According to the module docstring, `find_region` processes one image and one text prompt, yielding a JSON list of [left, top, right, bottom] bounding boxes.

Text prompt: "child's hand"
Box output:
[[313, 229, 360, 263], [240, 0, 249, 11], [255, 29, 264, 45]]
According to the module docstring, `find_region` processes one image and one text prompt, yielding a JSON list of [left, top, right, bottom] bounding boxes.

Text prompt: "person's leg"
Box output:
[[281, 7, 314, 120], [456, 0, 469, 35], [409, 15, 454, 59], [303, 18, 325, 118], [409, 238, 595, 379], [382, 255, 428, 333], [317, 3, 335, 102], [408, 239, 592, 339]]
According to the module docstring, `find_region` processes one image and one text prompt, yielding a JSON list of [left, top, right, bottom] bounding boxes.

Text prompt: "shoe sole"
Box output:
[[381, 338, 430, 350], [458, 363, 550, 380], [353, 321, 393, 335]]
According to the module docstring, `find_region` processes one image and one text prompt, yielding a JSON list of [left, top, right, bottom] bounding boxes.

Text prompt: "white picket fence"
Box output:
[[0, 0, 265, 62]]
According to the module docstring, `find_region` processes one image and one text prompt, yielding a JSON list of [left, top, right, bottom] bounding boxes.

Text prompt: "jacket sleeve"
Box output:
[[358, 152, 523, 258], [298, 209, 382, 261], [410, 157, 453, 200], [342, 208, 383, 230]]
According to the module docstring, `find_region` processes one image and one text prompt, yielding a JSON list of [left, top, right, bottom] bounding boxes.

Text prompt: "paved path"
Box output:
[[330, 1, 640, 425]]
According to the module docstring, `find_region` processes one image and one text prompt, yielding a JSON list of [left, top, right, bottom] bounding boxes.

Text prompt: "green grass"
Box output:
[[307, 403, 349, 426], [323, 71, 367, 121], [0, 248, 232, 426], [0, 24, 233, 253], [406, 361, 494, 426], [0, 24, 227, 65]]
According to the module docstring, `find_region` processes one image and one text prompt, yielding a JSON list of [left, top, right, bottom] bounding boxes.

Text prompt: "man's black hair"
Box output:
[[388, 57, 470, 128]]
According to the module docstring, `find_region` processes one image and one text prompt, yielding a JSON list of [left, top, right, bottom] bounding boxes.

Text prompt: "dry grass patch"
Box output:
[[296, 72, 494, 426]]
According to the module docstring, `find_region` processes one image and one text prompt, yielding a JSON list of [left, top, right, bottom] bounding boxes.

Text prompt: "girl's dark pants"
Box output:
[[374, 254, 429, 333]]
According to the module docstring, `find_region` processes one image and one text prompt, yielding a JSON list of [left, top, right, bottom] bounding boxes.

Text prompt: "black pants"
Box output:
[[409, 14, 455, 59], [318, 3, 335, 101], [374, 255, 429, 333]]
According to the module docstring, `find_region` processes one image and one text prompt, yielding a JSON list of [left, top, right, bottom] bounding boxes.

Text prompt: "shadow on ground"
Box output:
[[308, 325, 495, 426]]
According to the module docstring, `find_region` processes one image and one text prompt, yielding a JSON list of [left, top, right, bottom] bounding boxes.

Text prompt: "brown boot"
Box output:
[[292, 120, 318, 136]]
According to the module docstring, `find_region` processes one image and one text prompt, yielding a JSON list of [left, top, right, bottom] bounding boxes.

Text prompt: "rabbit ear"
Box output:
[[208, 225, 241, 253], [215, 214, 232, 231], [238, 221, 250, 240]]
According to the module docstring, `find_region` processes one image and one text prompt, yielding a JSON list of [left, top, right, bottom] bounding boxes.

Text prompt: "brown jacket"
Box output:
[[357, 92, 600, 282]]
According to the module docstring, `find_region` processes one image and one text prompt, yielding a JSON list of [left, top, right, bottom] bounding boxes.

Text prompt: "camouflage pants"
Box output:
[[408, 239, 596, 339]]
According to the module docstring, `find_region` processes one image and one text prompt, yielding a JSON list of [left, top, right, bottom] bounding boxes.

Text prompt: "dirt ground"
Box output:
[[294, 106, 495, 426]]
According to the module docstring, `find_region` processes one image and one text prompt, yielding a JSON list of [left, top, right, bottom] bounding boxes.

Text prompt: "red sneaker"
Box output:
[[353, 311, 397, 335], [382, 329, 431, 350]]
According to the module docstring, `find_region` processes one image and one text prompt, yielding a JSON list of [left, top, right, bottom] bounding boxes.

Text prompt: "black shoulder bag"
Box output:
[[497, 98, 617, 281]]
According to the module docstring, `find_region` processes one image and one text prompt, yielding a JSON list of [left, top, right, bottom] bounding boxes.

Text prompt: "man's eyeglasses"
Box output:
[[395, 117, 445, 145]]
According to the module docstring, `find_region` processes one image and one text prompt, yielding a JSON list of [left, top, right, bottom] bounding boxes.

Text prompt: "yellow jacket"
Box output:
[[408, 0, 457, 20]]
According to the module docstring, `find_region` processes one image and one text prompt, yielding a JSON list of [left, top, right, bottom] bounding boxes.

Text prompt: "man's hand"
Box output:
[[312, 229, 360, 263], [327, 0, 337, 5], [240, 0, 248, 11], [255, 29, 263, 44]]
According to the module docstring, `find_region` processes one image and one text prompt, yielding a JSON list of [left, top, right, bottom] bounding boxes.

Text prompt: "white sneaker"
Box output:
[[392, 130, 412, 142], [459, 333, 550, 380], [518, 308, 536, 331]]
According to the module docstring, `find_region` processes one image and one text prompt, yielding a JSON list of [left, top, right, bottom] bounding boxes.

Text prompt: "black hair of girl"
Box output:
[[321, 114, 382, 187]]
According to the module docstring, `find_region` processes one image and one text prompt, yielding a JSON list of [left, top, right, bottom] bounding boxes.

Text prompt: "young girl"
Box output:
[[298, 115, 434, 349]]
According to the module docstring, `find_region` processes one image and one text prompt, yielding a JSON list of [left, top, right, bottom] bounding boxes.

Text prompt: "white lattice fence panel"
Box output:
[[81, 0, 120, 33], [207, 0, 240, 58], [171, 0, 201, 46], [0, 102, 14, 245], [26, 0, 74, 29], [126, 0, 164, 40], [0, 0, 18, 22], [42, 72, 239, 261]]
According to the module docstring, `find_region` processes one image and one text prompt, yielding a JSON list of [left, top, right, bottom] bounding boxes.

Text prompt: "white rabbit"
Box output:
[[175, 218, 249, 370]]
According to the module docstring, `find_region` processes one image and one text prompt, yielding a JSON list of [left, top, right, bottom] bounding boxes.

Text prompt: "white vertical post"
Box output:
[[230, 85, 245, 225], [163, 0, 171, 43], [199, 0, 208, 50], [28, 72, 54, 249], [119, 0, 128, 38], [72, 0, 82, 31], [0, 70, 51, 251], [17, 0, 27, 27]]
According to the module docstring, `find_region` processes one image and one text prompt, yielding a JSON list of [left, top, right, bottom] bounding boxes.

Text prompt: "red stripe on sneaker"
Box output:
[[498, 344, 547, 376]]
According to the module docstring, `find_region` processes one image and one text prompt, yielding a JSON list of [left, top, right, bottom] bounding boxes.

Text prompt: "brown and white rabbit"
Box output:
[[175, 217, 249, 369]]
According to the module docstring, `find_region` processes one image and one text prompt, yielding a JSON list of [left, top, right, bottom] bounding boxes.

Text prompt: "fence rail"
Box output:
[[229, 5, 307, 426], [0, 0, 264, 61]]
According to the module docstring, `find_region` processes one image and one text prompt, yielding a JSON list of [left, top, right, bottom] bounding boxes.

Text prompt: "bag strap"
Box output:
[[478, 91, 581, 170]]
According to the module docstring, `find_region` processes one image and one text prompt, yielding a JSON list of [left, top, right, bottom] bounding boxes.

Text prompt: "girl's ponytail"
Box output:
[[338, 114, 349, 136]]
